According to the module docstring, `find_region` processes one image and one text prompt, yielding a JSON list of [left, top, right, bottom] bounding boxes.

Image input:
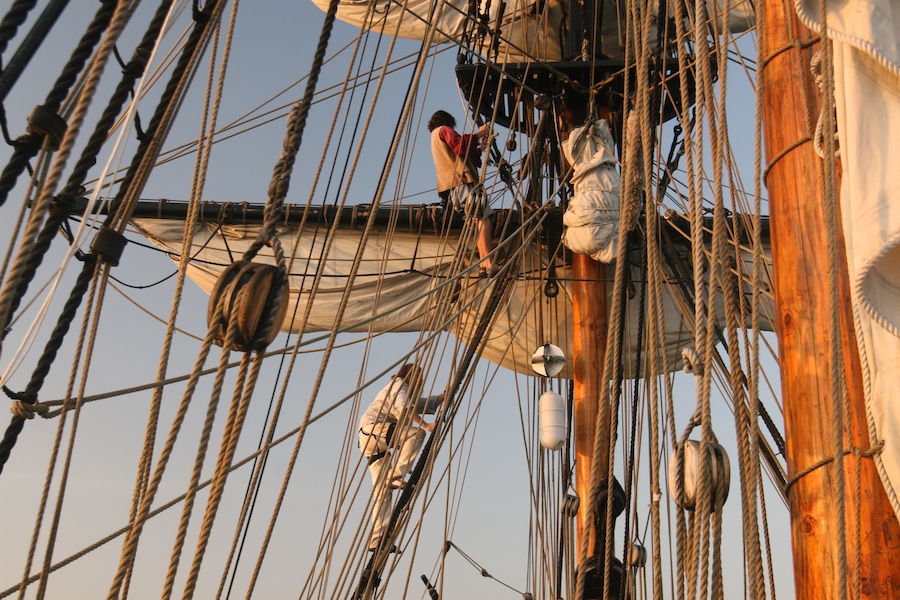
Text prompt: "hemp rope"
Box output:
[[243, 4, 456, 594], [37, 262, 115, 600], [18, 256, 100, 600], [751, 3, 776, 594], [105, 304, 223, 598], [813, 0, 851, 593], [0, 0, 117, 207], [0, 0, 136, 359], [102, 0, 229, 237], [130, 6, 235, 574]]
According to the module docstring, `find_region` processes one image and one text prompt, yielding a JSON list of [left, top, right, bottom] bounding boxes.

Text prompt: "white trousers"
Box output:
[[358, 423, 426, 542]]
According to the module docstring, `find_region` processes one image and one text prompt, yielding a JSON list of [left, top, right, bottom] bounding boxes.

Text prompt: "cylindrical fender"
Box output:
[[539, 391, 567, 450]]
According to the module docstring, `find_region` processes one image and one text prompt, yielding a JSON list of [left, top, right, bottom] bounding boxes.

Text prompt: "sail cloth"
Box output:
[[132, 216, 771, 378], [309, 0, 566, 62], [796, 0, 900, 518], [560, 119, 620, 263], [308, 0, 754, 62]]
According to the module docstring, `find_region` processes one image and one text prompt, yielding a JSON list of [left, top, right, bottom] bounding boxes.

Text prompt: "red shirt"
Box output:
[[438, 126, 482, 168]]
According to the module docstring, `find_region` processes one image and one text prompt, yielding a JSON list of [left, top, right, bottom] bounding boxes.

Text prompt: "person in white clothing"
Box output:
[[358, 364, 443, 551]]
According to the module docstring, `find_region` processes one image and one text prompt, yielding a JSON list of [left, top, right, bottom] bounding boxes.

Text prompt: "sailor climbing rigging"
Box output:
[[358, 364, 444, 551], [427, 110, 497, 276]]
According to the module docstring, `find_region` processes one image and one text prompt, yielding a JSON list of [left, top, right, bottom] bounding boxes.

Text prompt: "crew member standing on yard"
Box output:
[[358, 364, 443, 551], [428, 110, 496, 276]]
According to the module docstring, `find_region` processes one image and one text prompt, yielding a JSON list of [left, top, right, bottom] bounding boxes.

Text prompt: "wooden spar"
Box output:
[[761, 0, 900, 597]]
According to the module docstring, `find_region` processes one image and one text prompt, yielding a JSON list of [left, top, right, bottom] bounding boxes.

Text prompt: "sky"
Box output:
[[0, 1, 794, 599]]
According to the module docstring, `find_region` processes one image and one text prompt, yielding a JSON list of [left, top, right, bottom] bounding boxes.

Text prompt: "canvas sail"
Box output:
[[133, 213, 773, 378], [796, 0, 900, 519], [308, 0, 755, 62]]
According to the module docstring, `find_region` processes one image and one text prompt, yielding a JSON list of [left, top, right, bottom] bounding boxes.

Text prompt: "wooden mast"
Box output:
[[572, 253, 609, 573], [761, 0, 900, 597], [561, 99, 613, 598]]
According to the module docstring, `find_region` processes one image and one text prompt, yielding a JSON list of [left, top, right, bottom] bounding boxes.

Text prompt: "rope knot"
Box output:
[[13, 131, 43, 152], [854, 440, 885, 458], [4, 387, 49, 418], [3, 386, 37, 403], [11, 399, 49, 419], [681, 347, 703, 375], [258, 226, 277, 246], [123, 57, 147, 80]]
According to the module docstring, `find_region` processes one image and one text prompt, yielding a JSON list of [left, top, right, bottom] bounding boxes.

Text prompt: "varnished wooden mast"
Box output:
[[761, 0, 900, 597], [559, 98, 615, 598], [571, 253, 609, 568]]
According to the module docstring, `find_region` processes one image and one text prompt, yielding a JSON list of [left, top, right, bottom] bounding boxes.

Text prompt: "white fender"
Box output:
[[539, 391, 567, 450]]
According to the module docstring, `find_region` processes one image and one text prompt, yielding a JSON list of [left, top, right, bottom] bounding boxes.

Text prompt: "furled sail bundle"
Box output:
[[133, 209, 773, 378], [308, 0, 755, 62], [561, 118, 620, 263]]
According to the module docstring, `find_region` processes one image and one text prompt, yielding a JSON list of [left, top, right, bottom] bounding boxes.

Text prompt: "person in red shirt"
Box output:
[[428, 110, 496, 276]]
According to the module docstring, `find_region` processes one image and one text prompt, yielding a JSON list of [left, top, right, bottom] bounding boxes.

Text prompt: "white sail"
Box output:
[[309, 0, 566, 61], [308, 0, 754, 62], [133, 214, 773, 378]]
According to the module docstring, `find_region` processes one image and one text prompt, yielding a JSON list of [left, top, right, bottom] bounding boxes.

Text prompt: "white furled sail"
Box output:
[[797, 0, 900, 519], [133, 214, 772, 378], [561, 118, 620, 263]]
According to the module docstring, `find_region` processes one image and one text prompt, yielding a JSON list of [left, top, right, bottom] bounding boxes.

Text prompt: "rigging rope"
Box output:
[[0, 0, 39, 59], [0, 0, 137, 362], [158, 6, 244, 598], [751, 2, 770, 595], [102, 0, 227, 235], [0, 0, 114, 207], [357, 265, 518, 599], [220, 18, 401, 593], [445, 541, 532, 596], [0, 253, 96, 476]]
